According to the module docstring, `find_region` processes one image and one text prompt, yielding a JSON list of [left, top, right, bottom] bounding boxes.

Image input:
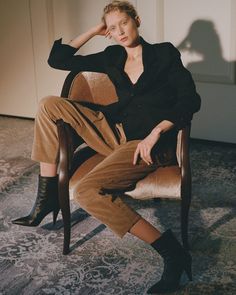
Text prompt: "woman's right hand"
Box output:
[[91, 22, 111, 38]]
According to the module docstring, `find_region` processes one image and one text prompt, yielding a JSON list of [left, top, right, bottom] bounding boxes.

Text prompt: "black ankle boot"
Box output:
[[12, 175, 59, 226], [147, 229, 192, 294]]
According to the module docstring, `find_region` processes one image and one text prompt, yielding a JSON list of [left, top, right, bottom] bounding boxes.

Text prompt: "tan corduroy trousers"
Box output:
[[31, 96, 174, 237]]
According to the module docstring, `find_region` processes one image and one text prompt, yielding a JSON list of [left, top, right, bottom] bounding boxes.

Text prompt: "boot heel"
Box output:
[[53, 208, 60, 225]]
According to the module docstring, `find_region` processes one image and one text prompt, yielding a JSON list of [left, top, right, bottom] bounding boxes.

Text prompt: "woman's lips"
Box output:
[[120, 37, 128, 42]]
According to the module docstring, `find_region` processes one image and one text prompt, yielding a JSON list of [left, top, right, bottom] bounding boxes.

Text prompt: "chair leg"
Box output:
[[181, 187, 191, 250], [58, 176, 71, 255], [56, 119, 71, 255]]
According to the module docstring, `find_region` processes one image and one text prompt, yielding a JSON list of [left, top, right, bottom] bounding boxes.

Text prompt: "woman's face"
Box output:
[[105, 10, 140, 47]]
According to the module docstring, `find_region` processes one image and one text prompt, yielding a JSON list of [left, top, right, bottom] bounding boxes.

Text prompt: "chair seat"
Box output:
[[69, 153, 181, 200]]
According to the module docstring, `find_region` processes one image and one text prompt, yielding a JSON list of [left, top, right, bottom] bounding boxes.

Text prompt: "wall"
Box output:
[[0, 0, 69, 117], [0, 0, 235, 143], [0, 0, 38, 117], [162, 0, 236, 143]]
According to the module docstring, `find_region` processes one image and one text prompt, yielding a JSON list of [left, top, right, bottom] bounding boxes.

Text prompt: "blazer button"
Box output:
[[130, 92, 134, 97]]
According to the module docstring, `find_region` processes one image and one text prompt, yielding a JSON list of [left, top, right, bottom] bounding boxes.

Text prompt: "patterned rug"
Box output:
[[0, 116, 37, 192], [0, 116, 236, 295]]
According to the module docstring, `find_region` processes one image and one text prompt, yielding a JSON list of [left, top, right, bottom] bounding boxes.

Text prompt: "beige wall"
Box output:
[[163, 0, 236, 143], [0, 0, 37, 117], [0, 0, 235, 143]]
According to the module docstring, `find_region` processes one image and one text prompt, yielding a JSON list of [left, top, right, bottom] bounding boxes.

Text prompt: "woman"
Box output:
[[13, 1, 201, 293]]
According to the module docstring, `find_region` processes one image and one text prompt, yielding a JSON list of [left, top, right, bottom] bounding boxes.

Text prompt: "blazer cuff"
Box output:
[[48, 38, 78, 67]]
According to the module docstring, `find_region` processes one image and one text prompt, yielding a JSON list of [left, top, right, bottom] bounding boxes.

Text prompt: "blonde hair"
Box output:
[[102, 0, 138, 23]]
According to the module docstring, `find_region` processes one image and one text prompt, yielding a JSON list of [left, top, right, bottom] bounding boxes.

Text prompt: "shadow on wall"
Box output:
[[177, 19, 236, 84]]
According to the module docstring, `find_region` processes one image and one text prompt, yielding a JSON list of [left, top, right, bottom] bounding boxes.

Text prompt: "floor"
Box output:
[[0, 116, 236, 295]]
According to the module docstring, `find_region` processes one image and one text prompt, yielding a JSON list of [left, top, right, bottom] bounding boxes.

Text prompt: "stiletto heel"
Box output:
[[184, 256, 193, 281], [53, 208, 60, 225]]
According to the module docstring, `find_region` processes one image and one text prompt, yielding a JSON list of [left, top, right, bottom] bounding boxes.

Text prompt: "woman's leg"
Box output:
[[13, 95, 122, 226], [129, 218, 161, 243], [72, 140, 170, 238], [129, 217, 192, 294], [72, 140, 191, 294], [40, 162, 57, 177], [31, 96, 120, 164]]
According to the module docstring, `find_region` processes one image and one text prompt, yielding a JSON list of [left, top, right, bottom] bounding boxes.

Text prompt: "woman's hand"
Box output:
[[91, 22, 111, 38], [133, 130, 161, 165]]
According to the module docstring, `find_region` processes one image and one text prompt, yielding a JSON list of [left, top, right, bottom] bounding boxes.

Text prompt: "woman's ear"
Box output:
[[135, 16, 141, 28]]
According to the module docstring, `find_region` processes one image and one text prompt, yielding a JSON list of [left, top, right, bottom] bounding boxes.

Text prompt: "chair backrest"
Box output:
[[62, 71, 118, 106]]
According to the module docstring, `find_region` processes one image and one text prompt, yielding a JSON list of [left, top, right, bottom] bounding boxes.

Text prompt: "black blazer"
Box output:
[[48, 37, 201, 145]]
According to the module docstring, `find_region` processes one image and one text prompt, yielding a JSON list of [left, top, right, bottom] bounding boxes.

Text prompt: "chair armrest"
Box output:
[[180, 125, 191, 186], [179, 125, 192, 250]]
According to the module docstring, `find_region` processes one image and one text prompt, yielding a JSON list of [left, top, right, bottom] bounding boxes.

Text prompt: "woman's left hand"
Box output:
[[133, 130, 161, 165]]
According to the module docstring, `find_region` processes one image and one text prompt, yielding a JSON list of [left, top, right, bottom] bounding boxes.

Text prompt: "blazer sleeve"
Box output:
[[48, 38, 107, 73], [164, 43, 201, 130]]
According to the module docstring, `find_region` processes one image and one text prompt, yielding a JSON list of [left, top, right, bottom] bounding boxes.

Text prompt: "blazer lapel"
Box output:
[[139, 37, 163, 85]]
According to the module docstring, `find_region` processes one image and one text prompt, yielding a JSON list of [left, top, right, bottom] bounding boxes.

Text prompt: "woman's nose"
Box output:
[[118, 27, 124, 35]]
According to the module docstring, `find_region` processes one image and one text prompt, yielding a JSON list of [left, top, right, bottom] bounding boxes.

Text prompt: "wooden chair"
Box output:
[[56, 71, 192, 255]]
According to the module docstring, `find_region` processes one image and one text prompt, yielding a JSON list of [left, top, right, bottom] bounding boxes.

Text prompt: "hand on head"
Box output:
[[93, 22, 112, 39]]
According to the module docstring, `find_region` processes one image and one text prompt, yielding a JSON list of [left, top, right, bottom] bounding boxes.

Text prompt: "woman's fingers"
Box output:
[[134, 143, 152, 165], [143, 146, 153, 164], [140, 147, 150, 165], [133, 146, 140, 165], [104, 29, 112, 38]]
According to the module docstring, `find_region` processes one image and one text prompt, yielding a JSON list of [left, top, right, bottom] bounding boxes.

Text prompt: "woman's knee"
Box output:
[[72, 178, 100, 205], [38, 95, 63, 112]]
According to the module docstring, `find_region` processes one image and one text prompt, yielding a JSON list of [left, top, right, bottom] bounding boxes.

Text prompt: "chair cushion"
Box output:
[[126, 166, 181, 200], [69, 154, 181, 200]]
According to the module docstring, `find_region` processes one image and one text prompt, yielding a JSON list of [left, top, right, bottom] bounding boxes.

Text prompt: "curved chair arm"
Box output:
[[56, 118, 97, 254], [56, 119, 73, 254]]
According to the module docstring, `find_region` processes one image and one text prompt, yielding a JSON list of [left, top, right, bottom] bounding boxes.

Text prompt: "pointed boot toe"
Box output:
[[12, 215, 32, 226]]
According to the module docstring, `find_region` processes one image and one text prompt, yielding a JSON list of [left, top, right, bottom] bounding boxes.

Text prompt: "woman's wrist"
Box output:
[[69, 29, 97, 48], [151, 126, 163, 136], [151, 120, 174, 136], [89, 26, 100, 36], [90, 22, 107, 36]]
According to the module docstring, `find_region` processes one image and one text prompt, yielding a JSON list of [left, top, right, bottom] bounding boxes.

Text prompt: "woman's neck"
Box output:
[[125, 44, 142, 60], [124, 36, 142, 60]]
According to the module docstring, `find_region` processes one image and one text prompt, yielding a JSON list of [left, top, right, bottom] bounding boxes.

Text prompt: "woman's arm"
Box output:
[[163, 43, 201, 130], [68, 22, 108, 48], [133, 120, 174, 165], [133, 44, 201, 166], [48, 22, 110, 72]]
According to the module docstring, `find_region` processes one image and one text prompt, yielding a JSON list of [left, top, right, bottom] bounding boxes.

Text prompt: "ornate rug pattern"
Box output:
[[0, 116, 236, 294], [0, 116, 37, 192]]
